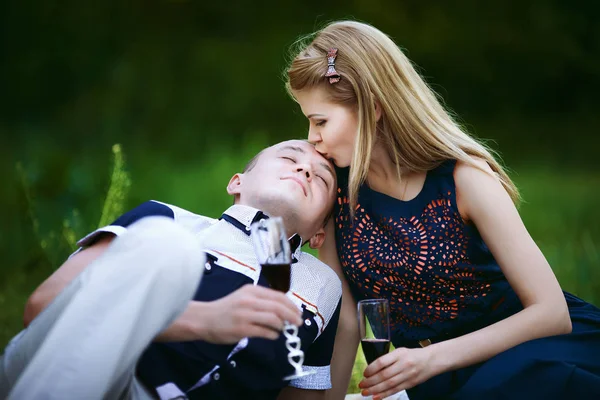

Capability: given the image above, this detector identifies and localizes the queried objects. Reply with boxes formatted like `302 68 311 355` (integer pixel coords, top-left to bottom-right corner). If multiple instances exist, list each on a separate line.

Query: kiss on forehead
275 143 336 189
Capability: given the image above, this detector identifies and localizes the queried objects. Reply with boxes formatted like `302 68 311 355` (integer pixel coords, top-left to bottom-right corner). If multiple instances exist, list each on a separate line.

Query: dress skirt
407 293 600 400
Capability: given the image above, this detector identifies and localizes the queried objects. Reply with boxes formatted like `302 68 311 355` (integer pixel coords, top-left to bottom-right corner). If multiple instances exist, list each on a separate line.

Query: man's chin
252 195 300 218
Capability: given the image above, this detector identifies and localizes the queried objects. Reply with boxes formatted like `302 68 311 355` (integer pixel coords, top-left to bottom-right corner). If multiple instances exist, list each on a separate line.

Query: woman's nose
307 128 321 144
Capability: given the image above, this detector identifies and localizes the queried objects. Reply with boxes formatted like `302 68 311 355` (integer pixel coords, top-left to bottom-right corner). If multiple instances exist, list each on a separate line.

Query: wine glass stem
283 322 304 373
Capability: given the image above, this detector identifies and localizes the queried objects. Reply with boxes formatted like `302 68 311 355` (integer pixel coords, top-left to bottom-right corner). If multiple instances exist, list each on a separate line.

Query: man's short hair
243 149 265 173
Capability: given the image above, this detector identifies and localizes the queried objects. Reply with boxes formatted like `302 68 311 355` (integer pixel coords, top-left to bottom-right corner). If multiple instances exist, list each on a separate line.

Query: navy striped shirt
77 201 342 400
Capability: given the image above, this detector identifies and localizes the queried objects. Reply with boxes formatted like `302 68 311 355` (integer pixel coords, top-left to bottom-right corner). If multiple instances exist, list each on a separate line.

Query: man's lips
283 177 307 196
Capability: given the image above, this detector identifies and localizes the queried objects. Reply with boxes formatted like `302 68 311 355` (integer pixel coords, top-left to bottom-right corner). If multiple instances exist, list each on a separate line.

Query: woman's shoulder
431 157 492 177
453 157 499 188
453 156 509 222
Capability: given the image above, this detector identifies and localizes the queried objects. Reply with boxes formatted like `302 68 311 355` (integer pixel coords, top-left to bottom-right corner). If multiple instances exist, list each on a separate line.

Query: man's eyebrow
279 144 335 182
319 161 335 182
278 145 306 154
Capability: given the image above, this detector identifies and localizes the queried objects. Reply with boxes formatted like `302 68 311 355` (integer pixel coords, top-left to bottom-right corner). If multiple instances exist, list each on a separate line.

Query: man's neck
231 202 300 240
223 204 303 255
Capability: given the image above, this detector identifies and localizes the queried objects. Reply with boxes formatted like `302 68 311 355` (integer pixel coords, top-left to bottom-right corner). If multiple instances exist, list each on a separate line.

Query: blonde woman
285 20 600 400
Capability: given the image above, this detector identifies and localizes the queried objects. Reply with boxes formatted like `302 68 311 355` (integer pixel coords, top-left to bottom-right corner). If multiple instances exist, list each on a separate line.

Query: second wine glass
358 299 391 365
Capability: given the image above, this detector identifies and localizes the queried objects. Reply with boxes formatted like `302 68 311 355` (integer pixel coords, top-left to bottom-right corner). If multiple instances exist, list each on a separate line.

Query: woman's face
294 86 359 168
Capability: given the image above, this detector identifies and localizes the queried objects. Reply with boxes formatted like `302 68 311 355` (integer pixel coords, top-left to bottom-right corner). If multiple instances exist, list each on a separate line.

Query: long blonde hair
285 20 520 213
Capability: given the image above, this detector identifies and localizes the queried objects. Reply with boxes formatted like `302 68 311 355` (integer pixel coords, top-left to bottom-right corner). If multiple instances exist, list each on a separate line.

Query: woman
285 20 600 400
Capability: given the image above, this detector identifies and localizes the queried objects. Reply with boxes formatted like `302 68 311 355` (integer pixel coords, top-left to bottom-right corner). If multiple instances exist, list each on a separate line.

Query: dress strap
429 159 457 177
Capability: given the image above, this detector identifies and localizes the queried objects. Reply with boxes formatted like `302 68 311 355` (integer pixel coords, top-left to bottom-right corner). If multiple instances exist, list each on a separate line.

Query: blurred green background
1 0 599 388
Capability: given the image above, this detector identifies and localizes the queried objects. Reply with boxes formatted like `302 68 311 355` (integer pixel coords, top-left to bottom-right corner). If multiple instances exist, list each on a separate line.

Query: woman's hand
359 346 438 400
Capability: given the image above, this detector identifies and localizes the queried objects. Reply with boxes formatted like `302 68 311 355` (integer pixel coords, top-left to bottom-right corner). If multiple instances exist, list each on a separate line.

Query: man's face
228 140 337 243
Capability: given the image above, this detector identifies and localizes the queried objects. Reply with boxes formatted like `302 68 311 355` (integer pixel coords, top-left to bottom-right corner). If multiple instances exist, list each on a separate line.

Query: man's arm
275 301 342 400
155 284 302 343
23 234 302 343
23 234 116 327
24 200 174 326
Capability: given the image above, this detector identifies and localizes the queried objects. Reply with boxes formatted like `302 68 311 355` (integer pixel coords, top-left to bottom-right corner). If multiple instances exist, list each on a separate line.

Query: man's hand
157 284 303 344
203 284 303 343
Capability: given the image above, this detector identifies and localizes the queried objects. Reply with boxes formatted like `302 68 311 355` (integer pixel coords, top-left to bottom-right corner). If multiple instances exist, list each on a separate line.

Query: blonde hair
285 20 520 213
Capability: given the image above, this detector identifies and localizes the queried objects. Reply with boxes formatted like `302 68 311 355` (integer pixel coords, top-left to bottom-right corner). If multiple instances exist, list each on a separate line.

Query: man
0 140 342 399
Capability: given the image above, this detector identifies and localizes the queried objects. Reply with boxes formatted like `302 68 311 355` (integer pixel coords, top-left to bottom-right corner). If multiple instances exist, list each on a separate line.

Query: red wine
361 339 390 364
260 263 291 293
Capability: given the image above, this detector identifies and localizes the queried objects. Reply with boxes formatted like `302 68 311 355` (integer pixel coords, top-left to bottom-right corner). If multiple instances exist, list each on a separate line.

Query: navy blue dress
334 161 600 399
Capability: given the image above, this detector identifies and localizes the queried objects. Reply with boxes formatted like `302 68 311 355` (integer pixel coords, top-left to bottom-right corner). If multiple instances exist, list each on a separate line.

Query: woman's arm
360 159 571 399
319 219 360 400
427 159 571 371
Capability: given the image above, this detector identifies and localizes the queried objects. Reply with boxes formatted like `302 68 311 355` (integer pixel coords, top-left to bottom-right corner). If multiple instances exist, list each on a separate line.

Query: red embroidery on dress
336 192 492 332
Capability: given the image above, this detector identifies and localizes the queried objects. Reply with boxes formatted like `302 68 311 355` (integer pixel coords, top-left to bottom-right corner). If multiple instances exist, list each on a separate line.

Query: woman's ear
308 227 326 249
375 100 383 122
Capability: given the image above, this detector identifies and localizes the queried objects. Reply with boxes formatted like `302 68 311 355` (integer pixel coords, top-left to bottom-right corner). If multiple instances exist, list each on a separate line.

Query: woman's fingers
363 350 402 378
360 347 431 399
372 383 410 400
361 358 404 389
361 371 407 399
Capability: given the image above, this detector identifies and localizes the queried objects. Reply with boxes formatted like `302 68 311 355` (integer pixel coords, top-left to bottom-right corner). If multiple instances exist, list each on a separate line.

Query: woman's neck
367 143 402 184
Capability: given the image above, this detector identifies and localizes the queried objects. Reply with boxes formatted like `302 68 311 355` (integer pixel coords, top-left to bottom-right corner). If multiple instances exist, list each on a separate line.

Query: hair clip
325 48 341 84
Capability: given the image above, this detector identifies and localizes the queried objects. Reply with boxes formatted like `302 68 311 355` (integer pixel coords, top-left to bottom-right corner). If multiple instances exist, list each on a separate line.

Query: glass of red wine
358 299 391 365
250 217 315 380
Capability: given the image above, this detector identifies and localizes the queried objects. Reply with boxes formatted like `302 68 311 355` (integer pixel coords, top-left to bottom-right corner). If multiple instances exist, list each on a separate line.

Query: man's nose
296 164 312 181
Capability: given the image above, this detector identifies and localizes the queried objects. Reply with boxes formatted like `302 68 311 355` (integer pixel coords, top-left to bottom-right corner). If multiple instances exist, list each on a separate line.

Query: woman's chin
335 159 350 168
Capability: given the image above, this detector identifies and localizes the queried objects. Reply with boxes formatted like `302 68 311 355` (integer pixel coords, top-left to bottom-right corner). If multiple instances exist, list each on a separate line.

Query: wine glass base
283 369 317 380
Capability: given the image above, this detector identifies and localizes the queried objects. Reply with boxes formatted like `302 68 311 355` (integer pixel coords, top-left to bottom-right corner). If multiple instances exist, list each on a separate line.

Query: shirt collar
220 205 303 254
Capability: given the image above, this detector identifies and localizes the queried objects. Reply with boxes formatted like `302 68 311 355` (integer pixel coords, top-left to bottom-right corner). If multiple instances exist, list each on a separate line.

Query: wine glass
358 299 391 365
250 217 315 380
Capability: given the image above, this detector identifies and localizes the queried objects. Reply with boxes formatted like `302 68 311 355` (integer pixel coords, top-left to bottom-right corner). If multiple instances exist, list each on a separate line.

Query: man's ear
308 226 326 249
227 173 243 197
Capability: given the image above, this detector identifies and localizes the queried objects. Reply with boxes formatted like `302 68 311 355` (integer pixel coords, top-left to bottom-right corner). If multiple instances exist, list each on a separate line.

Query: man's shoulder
149 200 217 231
290 252 342 324
76 200 217 249
294 252 341 291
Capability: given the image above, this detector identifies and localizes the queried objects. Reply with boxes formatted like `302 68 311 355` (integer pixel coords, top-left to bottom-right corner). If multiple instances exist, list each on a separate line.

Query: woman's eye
315 120 326 127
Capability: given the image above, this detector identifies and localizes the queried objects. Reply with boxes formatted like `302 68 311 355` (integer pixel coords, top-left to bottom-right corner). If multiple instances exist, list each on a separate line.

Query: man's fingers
248 311 286 332
240 285 302 326
244 325 280 341
259 299 302 326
